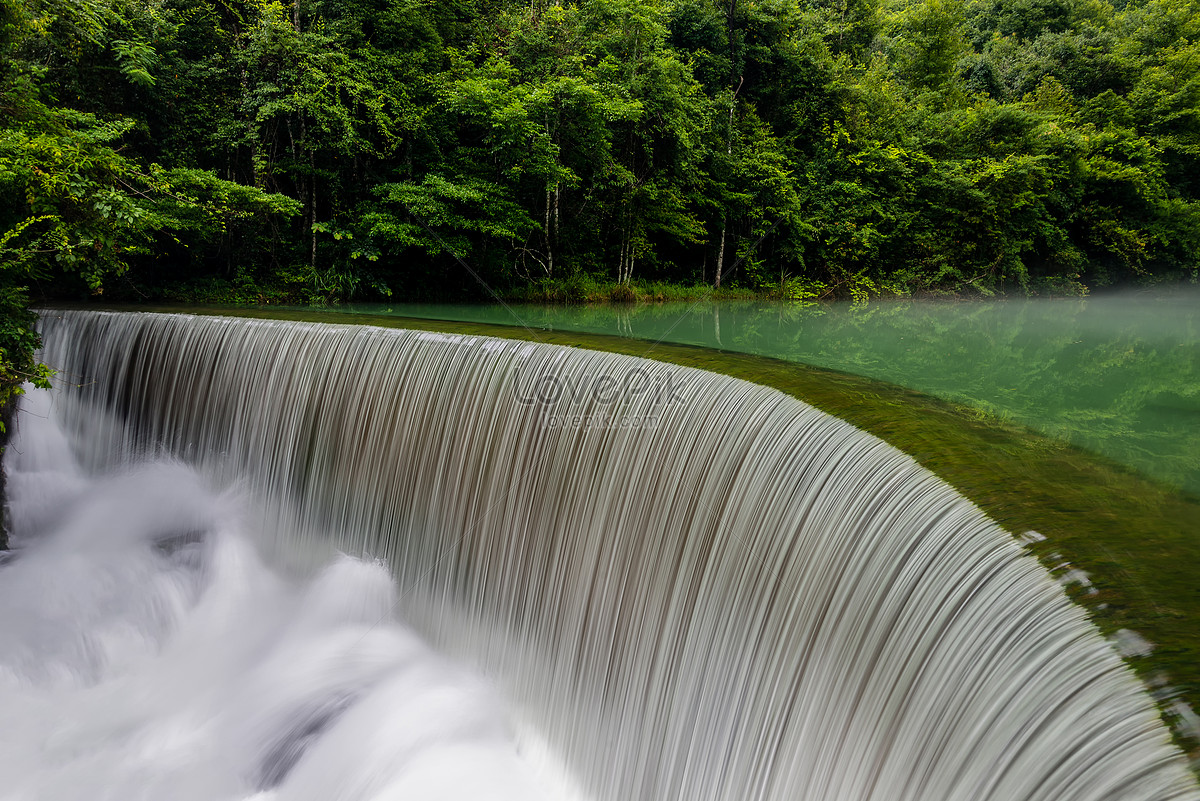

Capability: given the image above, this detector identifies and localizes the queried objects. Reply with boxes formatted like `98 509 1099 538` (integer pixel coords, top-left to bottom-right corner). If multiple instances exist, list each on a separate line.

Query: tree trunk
294 118 308 221
544 184 554 276
715 219 726 289
553 181 560 267
310 153 317 274
618 227 627 284
716 77 741 290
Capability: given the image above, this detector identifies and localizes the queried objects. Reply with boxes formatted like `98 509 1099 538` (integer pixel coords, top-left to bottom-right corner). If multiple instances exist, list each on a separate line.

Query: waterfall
26 309 1199 801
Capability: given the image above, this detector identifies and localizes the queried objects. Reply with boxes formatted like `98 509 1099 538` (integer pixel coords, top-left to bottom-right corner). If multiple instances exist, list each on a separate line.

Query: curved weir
33 309 1200 800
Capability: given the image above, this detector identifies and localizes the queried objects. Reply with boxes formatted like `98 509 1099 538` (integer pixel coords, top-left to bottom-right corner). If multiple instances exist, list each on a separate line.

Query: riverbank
122 269 1168 310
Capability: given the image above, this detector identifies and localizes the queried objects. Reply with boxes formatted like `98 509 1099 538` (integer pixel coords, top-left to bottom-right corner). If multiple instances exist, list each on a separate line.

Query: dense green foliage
2 0 1199 329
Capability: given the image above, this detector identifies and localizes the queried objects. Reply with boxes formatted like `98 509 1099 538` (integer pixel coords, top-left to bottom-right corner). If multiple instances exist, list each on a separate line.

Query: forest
1 0 1199 388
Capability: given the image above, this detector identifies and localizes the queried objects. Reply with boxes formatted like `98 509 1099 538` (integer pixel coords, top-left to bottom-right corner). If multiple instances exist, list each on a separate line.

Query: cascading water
9 308 1198 801
0 363 566 801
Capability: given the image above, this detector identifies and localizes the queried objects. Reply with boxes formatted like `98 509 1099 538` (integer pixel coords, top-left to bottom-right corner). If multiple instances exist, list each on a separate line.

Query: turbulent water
9 308 1199 801
0 387 566 801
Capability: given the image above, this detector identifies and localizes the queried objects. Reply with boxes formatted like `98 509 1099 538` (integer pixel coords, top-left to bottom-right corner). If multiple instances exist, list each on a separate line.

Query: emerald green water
340 286 1200 497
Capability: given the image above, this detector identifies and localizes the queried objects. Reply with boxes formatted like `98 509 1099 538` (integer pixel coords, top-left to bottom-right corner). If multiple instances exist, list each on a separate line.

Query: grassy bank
125 268 1119 310
80 304 1200 765
500 276 762 304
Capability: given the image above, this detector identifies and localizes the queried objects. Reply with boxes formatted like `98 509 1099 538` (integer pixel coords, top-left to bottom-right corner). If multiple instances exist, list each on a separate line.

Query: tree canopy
1 0 1197 323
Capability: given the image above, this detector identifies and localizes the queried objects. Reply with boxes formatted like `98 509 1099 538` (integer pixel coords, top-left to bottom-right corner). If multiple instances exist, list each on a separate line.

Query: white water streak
27 309 1200 801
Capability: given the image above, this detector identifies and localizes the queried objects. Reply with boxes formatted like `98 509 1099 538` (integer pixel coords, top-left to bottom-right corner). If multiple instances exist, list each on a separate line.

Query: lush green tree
0 0 297 408
1 0 1197 320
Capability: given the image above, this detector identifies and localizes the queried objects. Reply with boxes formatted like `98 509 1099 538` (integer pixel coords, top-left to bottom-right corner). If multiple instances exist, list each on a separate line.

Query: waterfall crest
35 309 1199 801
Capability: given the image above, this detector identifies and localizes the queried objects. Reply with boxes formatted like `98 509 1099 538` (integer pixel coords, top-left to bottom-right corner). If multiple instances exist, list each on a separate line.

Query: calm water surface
339 287 1200 496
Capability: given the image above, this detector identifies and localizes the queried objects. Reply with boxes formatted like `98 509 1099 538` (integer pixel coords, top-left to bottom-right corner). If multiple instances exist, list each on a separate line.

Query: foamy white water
0 387 562 801
20 309 1200 801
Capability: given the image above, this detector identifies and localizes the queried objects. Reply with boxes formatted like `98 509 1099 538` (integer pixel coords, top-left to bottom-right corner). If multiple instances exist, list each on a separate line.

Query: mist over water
0 388 561 801
15 309 1200 801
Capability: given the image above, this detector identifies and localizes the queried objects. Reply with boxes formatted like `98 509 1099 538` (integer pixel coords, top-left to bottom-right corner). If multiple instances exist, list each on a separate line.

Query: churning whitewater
0 388 563 801
15 309 1200 801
